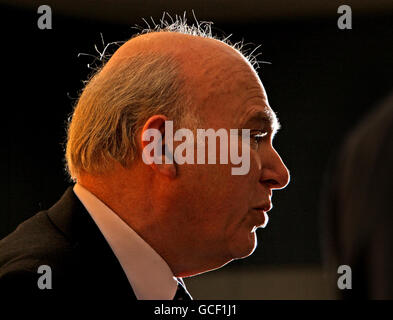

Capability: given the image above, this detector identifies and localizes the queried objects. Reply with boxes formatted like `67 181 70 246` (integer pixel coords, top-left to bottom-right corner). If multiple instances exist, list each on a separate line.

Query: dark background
1 0 392 274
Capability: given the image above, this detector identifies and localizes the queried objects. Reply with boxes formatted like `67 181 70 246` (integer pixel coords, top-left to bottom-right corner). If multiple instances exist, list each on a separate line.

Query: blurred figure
322 91 393 299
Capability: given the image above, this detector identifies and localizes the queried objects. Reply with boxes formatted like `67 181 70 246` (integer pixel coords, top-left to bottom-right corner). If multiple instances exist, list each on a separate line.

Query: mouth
252 203 272 230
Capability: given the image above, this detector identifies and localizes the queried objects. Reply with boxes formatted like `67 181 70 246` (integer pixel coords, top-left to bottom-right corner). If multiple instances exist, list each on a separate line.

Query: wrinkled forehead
190 58 271 128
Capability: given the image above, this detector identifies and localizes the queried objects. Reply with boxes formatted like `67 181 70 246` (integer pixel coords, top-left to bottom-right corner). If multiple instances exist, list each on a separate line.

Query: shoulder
0 209 74 282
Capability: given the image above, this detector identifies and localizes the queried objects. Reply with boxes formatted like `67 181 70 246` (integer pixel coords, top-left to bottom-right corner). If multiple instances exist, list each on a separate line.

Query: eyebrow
242 109 281 136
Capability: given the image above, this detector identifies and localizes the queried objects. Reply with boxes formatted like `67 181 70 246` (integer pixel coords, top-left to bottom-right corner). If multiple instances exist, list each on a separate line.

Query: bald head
66 30 260 179
105 32 247 74
102 32 256 110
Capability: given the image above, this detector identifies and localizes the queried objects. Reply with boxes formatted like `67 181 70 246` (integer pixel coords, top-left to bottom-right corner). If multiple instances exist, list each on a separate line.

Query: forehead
197 63 277 131
169 37 275 130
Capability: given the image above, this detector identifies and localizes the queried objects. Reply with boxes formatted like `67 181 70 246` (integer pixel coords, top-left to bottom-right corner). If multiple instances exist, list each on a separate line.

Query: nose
259 147 290 190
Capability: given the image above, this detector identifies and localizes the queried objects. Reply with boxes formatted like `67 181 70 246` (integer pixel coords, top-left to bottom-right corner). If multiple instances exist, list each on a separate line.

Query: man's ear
141 115 176 179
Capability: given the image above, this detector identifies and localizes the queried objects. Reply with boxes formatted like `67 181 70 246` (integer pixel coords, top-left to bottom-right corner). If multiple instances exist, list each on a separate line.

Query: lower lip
252 209 269 229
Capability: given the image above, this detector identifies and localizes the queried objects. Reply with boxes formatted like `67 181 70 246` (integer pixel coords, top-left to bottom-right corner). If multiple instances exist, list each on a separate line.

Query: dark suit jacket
0 187 137 301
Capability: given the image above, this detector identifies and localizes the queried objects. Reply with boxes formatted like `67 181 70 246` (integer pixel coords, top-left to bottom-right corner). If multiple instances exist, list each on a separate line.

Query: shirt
73 183 179 300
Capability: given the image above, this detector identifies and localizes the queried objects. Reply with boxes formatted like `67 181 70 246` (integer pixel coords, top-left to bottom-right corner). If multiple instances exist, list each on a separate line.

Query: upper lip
253 202 272 213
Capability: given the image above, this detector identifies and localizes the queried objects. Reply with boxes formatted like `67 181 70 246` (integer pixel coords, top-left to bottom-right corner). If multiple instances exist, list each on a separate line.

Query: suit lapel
47 187 137 299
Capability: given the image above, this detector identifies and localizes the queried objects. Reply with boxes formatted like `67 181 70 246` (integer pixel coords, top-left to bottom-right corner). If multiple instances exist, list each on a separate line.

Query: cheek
177 158 259 221
199 166 260 226
187 195 247 243
253 150 262 171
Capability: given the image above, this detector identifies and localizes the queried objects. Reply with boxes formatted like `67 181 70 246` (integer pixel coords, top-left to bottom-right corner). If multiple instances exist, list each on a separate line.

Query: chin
230 231 258 260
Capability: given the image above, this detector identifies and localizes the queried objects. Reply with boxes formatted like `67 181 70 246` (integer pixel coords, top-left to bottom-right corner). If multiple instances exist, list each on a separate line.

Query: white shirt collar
73 183 179 300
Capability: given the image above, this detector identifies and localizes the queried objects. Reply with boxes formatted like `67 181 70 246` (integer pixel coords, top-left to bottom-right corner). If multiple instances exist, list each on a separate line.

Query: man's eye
251 130 268 147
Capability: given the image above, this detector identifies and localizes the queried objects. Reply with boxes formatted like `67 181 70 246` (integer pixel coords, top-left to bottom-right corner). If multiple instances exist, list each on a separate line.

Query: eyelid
250 129 268 136
253 131 268 138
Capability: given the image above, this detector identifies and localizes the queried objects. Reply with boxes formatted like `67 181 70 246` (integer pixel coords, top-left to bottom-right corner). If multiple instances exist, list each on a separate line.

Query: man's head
66 19 290 277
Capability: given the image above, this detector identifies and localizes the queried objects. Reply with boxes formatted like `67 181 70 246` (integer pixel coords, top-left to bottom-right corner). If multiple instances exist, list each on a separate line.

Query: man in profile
0 18 290 300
